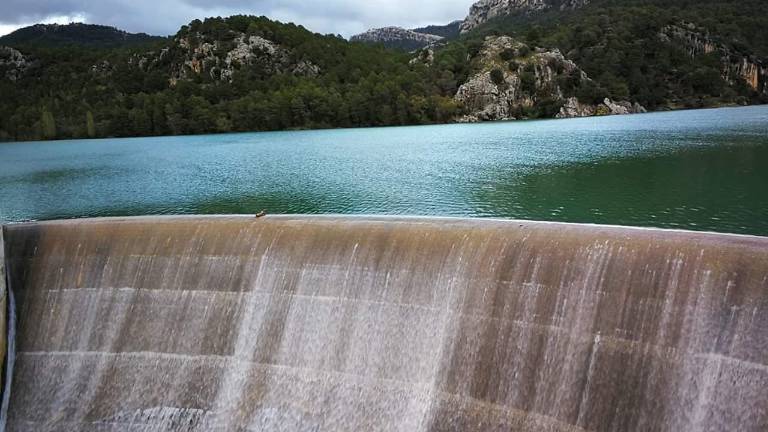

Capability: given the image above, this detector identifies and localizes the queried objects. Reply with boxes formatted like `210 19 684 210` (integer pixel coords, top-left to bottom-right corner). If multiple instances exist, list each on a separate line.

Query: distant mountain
0 23 165 48
350 27 443 51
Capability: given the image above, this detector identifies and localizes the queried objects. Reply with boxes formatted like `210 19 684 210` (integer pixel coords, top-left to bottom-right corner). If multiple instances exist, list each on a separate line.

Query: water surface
1 105 767 235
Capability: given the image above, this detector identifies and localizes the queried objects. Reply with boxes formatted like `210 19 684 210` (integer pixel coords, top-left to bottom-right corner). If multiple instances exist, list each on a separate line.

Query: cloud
0 0 472 37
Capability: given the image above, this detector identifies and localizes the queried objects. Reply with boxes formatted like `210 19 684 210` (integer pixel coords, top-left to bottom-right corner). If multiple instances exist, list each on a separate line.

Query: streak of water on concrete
1 216 767 431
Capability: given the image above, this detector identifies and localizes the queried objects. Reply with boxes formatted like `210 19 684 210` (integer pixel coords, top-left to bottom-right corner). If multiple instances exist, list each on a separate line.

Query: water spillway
1 215 767 431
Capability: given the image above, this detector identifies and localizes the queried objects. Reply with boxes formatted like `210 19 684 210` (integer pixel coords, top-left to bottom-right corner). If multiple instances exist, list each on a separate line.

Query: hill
451 0 768 112
0 16 460 141
0 2 767 142
0 23 165 49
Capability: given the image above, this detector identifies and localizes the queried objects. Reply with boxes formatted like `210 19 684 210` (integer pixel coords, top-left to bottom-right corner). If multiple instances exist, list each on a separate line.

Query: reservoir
1 105 767 235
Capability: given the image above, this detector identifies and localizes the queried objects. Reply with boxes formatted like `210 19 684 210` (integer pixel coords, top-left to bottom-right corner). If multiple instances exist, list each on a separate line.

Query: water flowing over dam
1 215 767 431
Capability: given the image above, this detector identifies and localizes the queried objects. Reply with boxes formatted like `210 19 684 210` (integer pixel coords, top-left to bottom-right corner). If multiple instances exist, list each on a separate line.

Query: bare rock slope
454 36 644 122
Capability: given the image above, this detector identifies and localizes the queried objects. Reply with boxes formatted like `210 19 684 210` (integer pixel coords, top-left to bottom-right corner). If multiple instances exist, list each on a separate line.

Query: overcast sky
0 0 473 38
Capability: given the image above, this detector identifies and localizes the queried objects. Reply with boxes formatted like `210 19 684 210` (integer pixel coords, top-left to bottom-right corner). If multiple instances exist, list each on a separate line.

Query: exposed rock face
604 98 647 115
0 46 31 81
556 96 595 118
90 60 113 79
455 36 563 121
460 0 589 33
171 32 320 83
662 23 768 95
409 47 436 66
454 36 644 122
351 27 443 51
557 97 647 118
455 71 514 121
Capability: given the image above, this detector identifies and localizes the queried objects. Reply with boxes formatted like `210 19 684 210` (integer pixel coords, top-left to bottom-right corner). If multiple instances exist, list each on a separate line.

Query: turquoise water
1 105 768 236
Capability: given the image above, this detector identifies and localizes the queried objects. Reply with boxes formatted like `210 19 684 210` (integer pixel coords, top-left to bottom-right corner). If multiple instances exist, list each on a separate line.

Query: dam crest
0 215 766 431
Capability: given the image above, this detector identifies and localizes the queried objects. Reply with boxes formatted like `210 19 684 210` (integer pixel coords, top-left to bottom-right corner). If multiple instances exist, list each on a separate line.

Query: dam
0 215 766 431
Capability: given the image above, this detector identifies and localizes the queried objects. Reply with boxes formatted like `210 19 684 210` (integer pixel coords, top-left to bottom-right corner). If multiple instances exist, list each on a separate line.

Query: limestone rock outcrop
409 47 437 66
454 36 644 122
556 96 595 118
0 46 31 81
661 22 767 95
556 97 647 118
116 30 322 86
351 27 443 51
169 32 320 83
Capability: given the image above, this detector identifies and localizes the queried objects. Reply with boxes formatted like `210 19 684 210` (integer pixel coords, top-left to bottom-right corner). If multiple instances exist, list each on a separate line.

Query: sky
0 0 473 38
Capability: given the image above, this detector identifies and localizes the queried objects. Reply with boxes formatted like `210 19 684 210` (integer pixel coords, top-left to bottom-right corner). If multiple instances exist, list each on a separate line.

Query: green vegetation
465 0 768 109
490 68 506 85
0 16 460 141
413 21 462 40
1 1 766 142
0 23 164 49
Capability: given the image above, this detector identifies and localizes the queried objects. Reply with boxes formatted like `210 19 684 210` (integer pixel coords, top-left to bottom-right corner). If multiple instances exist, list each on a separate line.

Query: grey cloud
0 0 472 37
1 0 85 22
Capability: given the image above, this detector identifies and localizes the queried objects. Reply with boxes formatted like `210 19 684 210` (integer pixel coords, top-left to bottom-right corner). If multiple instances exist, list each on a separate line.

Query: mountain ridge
0 23 165 48
1 2 767 142
350 21 462 51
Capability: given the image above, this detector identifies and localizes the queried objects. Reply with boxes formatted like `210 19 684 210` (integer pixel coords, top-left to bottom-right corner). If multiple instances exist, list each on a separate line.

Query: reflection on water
474 141 768 234
1 105 768 236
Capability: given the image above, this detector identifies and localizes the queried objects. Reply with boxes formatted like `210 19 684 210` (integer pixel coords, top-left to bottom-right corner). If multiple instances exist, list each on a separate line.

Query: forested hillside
458 0 768 110
1 0 766 142
0 17 460 141
0 23 164 48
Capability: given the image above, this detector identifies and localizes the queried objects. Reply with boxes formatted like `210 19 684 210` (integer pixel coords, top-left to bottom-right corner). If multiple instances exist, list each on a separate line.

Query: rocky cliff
454 36 644 122
661 23 768 95
351 27 443 51
167 32 320 83
460 0 589 33
556 96 646 118
114 29 323 86
0 46 32 81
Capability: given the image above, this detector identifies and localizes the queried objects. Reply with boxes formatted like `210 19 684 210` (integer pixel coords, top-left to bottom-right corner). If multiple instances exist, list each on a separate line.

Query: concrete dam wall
1 215 767 431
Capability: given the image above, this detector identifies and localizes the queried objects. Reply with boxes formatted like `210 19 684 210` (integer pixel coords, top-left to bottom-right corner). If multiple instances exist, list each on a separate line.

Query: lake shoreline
1 102 766 145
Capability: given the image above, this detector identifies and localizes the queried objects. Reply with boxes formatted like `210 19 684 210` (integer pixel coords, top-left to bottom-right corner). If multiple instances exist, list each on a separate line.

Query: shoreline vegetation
1 0 767 142
1 104 763 145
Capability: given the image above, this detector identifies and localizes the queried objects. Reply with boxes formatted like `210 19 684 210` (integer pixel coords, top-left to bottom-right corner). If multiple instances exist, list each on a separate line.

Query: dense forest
0 0 766 142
